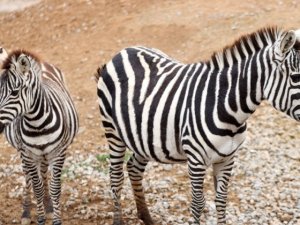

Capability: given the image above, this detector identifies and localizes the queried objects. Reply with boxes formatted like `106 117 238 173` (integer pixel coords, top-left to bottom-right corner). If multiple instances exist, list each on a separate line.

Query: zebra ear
18 55 31 76
0 47 8 64
280 30 296 54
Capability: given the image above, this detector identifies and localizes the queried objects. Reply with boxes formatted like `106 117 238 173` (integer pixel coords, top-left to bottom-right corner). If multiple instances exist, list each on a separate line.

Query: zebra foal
96 27 300 225
0 49 79 225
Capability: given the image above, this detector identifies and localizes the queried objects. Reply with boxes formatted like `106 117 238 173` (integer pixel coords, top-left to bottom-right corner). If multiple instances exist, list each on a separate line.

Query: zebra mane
1 49 41 70
94 64 106 83
208 26 285 68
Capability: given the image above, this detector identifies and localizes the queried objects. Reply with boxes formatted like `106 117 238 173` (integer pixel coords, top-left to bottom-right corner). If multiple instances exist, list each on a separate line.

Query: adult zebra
96 27 300 225
0 50 79 225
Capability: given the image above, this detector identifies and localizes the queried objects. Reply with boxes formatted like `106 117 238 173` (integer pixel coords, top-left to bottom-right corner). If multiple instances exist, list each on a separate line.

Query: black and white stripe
0 50 79 225
96 27 300 225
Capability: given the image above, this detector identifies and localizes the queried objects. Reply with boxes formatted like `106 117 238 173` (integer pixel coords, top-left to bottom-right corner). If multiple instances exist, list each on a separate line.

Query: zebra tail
94 64 106 83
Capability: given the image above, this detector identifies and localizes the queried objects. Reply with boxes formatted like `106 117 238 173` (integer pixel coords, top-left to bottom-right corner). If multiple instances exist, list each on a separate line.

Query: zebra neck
24 86 55 126
199 57 264 128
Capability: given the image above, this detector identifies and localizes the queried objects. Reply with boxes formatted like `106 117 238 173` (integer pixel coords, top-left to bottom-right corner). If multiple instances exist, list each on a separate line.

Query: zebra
96 27 300 225
0 49 79 225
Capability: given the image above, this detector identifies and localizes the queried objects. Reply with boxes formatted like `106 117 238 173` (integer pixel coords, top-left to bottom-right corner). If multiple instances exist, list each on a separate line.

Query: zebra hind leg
49 152 66 225
107 137 126 225
187 157 207 224
21 173 32 225
127 153 153 225
212 156 235 225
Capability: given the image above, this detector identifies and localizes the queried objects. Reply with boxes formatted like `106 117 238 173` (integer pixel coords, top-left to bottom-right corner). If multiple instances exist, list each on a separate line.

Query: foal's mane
1 49 41 70
207 26 284 68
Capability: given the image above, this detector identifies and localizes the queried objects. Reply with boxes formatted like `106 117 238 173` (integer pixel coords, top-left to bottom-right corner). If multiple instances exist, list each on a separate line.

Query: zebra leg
127 153 153 225
41 161 54 220
22 158 46 225
187 158 207 224
21 172 32 225
212 156 235 225
49 154 66 225
106 134 126 225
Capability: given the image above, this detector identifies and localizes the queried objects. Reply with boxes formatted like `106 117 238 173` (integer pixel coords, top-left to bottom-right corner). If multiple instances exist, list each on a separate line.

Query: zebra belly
208 132 247 164
118 126 187 163
148 145 187 163
5 124 71 156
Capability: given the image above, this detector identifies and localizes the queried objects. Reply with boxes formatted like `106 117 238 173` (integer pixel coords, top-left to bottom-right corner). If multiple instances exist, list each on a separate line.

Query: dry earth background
0 0 300 225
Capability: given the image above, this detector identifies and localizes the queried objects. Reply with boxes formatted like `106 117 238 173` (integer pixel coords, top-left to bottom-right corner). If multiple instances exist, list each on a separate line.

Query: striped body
99 47 249 165
0 50 78 225
97 27 300 225
4 62 78 157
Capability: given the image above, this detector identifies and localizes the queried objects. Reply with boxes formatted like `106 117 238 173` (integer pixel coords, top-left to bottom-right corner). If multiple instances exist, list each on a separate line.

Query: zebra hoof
138 211 154 225
21 218 31 225
112 218 124 225
37 217 46 225
188 218 200 225
53 221 62 225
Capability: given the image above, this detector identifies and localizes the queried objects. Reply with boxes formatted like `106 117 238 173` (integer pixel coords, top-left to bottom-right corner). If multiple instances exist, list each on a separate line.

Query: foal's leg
187 157 207 224
21 172 32 225
49 152 66 225
127 153 153 225
212 156 235 225
22 156 46 225
40 161 54 219
21 160 53 225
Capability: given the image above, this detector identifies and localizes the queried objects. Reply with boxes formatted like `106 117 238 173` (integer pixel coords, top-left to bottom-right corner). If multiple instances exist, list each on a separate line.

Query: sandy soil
0 0 300 224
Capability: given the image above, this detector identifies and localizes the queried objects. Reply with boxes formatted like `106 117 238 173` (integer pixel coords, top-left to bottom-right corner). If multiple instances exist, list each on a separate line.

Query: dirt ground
0 0 300 224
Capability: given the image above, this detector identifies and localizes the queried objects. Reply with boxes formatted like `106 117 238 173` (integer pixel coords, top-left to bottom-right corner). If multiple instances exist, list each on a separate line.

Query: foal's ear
280 30 296 54
17 55 31 75
0 47 8 64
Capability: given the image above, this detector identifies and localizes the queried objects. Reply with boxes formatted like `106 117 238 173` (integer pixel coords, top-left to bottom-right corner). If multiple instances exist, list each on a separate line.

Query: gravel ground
0 0 300 224
1 103 299 225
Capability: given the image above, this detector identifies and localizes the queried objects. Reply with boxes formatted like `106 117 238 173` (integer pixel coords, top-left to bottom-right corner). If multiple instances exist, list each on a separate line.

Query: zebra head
264 29 300 121
0 50 41 133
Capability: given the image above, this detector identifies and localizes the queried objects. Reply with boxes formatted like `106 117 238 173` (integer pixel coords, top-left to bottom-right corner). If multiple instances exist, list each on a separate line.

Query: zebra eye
291 73 300 83
10 89 19 96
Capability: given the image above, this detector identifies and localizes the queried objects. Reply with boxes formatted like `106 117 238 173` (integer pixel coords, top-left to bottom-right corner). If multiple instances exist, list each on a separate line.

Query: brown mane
94 64 106 83
1 49 41 70
207 26 285 68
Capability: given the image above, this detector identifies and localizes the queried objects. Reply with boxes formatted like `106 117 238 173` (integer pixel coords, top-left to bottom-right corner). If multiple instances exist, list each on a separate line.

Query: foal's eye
10 89 19 96
291 73 300 83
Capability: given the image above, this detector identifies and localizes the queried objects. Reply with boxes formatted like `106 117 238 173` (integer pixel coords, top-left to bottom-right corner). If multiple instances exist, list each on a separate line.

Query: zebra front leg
187 158 207 224
212 156 235 225
22 157 46 225
127 153 153 225
49 154 66 225
21 171 32 225
41 161 54 220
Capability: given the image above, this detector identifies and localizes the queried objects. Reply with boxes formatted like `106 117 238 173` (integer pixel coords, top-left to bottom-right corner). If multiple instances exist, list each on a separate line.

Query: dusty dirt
0 0 300 224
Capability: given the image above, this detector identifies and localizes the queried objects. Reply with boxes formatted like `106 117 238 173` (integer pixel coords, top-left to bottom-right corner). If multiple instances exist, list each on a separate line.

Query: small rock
285 149 300 160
